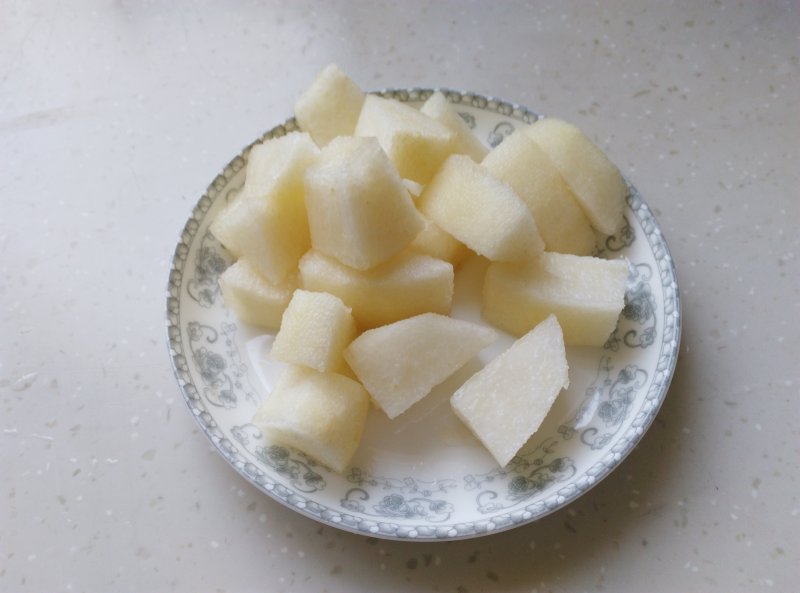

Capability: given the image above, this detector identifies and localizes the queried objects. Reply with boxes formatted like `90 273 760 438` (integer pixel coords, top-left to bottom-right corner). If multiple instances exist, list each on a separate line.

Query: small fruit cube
270 290 357 373
354 95 454 184
344 313 497 419
294 63 365 147
524 118 627 236
304 136 423 270
218 259 296 330
481 130 595 255
252 365 369 473
451 315 569 467
419 154 544 262
298 250 454 329
482 252 629 346
242 132 320 202
420 91 488 162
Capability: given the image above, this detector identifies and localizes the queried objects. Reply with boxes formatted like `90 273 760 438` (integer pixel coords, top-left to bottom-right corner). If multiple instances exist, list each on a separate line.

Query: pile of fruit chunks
210 64 630 471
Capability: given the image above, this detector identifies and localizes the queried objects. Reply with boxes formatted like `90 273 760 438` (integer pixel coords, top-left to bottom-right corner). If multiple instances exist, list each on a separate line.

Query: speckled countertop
2 1 798 591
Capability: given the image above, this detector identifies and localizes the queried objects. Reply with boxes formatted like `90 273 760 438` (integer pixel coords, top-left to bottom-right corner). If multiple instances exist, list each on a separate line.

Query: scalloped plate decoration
166 89 681 541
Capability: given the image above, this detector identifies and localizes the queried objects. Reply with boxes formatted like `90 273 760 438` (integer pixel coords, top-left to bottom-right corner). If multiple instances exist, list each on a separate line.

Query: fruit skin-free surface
303 136 423 271
298 249 454 329
524 117 627 236
355 94 454 184
217 259 297 330
344 313 497 419
419 154 545 262
252 365 369 474
482 252 629 346
451 315 569 467
481 130 596 256
420 91 488 163
270 289 357 373
293 63 365 147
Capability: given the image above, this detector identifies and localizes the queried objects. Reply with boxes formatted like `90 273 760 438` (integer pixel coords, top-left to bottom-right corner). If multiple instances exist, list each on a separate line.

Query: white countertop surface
2 1 798 591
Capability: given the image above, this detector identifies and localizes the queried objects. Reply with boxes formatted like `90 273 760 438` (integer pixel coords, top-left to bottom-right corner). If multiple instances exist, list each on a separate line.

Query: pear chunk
451 315 569 467
218 259 296 330
354 95 454 184
481 130 595 255
304 136 423 271
420 91 488 162
298 250 454 329
294 63 365 147
524 118 627 236
344 313 497 419
483 252 628 346
271 290 357 373
419 154 544 262
253 365 369 473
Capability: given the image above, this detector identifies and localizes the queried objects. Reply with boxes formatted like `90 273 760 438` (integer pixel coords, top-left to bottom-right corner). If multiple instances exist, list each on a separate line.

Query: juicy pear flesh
481 130 596 255
253 365 369 473
298 250 454 329
483 252 629 346
524 118 627 236
451 315 569 467
420 91 488 162
218 259 296 330
354 94 454 184
242 132 319 201
270 289 357 373
409 214 470 267
344 313 497 419
420 154 544 262
304 136 423 271
294 63 365 147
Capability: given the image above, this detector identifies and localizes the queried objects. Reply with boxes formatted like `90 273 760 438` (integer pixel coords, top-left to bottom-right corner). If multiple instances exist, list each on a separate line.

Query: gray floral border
164 88 681 541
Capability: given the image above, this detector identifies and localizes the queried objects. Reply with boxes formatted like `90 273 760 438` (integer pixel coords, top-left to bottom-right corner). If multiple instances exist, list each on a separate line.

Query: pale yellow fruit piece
271 290 357 373
354 95 454 184
420 91 488 162
241 132 320 201
344 313 497 419
209 190 310 284
218 259 296 330
294 63 365 147
481 130 595 255
419 154 544 262
482 252 628 346
409 213 470 267
298 250 454 329
524 118 627 236
253 365 369 473
304 136 423 270
451 315 569 467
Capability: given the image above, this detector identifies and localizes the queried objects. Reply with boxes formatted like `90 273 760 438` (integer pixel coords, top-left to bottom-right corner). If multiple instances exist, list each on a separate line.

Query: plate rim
164 87 682 541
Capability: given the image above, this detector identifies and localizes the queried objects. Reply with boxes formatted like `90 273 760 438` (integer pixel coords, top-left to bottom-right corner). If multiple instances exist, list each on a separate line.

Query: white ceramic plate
166 89 681 541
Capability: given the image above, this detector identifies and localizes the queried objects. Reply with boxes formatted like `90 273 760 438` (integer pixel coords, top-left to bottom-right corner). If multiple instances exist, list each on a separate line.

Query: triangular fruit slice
344 313 497 419
420 91 488 162
451 315 569 467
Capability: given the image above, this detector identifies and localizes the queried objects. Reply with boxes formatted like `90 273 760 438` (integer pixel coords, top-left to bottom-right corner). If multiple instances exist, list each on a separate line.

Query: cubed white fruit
344 313 497 419
354 95 454 184
271 290 357 373
419 154 544 262
524 118 627 236
304 136 423 270
294 63 365 147
252 365 369 473
483 252 628 346
451 315 569 467
298 250 454 329
218 259 296 330
481 130 595 255
409 214 470 267
241 132 320 202
420 91 488 162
